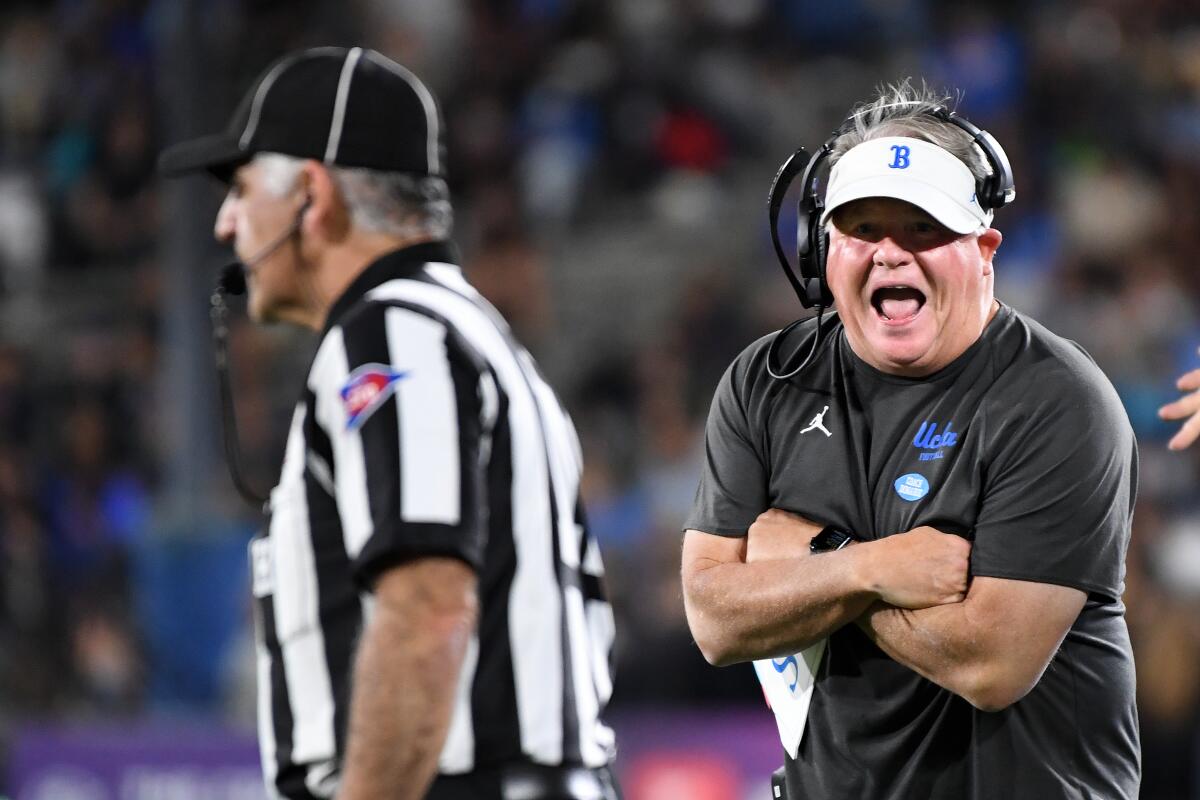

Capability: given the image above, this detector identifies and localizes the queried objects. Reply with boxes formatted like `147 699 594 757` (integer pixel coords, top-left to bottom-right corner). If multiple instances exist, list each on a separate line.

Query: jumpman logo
801 405 832 437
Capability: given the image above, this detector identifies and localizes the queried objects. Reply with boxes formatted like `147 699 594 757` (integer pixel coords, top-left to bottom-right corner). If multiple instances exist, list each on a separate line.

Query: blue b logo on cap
889 144 911 169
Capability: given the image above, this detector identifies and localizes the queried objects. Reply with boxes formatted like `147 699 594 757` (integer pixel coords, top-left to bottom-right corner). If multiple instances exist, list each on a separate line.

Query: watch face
811 527 853 553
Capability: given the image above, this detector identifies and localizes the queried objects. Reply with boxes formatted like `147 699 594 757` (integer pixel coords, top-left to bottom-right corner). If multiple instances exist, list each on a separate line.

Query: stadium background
0 0 1198 798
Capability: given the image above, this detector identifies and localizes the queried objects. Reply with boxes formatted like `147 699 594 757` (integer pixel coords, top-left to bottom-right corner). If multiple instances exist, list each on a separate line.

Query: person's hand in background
1159 349 1200 451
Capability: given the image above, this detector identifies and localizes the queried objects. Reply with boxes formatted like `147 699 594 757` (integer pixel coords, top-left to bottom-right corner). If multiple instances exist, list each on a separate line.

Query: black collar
322 240 459 335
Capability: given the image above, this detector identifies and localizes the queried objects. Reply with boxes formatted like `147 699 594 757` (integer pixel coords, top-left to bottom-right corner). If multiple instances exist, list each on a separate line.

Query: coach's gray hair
829 79 992 183
255 153 453 240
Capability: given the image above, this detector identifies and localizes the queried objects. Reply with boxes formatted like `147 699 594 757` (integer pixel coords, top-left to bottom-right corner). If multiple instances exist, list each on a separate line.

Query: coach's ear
297 159 351 243
978 227 1002 276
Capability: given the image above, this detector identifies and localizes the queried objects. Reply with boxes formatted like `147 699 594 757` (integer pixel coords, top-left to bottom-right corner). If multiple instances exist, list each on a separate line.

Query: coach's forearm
857 601 990 702
338 560 477 800
857 577 1084 712
682 547 876 666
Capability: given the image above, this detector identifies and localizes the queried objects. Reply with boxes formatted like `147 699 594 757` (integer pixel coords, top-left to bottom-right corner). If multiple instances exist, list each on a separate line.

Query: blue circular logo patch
894 473 930 502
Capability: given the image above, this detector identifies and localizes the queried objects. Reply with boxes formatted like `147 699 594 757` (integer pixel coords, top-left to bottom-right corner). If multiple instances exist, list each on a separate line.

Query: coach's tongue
875 288 924 321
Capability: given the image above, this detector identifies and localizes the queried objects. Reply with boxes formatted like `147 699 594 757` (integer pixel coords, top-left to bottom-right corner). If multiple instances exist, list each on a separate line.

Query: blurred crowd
0 0 1199 796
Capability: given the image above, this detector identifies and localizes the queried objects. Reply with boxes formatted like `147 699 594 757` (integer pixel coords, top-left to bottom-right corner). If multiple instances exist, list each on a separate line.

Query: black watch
810 525 853 553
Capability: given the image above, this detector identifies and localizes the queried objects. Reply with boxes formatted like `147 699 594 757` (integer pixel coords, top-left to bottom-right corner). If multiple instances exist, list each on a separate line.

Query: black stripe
446 325 488 567
471 389 523 764
303 398 360 760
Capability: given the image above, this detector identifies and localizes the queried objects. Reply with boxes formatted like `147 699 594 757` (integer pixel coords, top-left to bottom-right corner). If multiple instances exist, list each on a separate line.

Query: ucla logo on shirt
894 473 930 502
912 420 958 462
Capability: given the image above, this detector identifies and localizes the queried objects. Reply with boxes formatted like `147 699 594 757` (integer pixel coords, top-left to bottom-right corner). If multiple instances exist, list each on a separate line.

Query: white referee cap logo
819 136 993 234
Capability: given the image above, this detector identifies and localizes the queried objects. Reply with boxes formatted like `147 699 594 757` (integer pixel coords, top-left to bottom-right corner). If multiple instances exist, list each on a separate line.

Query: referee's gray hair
829 79 992 184
255 153 453 240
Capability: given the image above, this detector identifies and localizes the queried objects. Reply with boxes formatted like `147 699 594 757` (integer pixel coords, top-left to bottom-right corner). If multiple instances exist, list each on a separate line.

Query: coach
160 47 620 800
681 82 1139 799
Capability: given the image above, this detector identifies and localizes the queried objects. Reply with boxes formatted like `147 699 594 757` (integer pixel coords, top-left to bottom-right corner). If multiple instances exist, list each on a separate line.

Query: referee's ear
296 159 352 244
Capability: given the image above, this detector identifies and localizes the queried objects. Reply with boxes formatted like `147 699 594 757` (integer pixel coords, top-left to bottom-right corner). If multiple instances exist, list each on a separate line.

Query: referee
160 47 621 800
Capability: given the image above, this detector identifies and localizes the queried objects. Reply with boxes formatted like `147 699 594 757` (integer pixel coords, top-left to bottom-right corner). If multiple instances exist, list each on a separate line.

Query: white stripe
438 634 479 773
239 58 294 148
367 277 565 763
254 598 281 799
586 599 615 706
385 308 461 523
362 50 440 173
268 405 338 767
305 761 339 798
582 511 616 728
527 370 608 765
310 329 374 559
324 47 363 163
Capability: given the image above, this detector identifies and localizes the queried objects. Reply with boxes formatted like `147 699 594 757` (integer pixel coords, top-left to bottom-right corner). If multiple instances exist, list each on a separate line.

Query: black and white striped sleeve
308 300 496 587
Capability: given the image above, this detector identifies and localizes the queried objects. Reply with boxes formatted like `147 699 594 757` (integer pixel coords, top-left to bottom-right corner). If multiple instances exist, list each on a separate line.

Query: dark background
0 0 1198 797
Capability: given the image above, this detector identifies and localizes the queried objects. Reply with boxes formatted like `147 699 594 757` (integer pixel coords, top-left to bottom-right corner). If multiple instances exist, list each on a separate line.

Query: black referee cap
159 46 444 181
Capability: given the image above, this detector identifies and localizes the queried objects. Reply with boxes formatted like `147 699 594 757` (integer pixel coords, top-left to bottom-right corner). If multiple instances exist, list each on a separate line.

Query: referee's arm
339 558 478 800
313 304 493 797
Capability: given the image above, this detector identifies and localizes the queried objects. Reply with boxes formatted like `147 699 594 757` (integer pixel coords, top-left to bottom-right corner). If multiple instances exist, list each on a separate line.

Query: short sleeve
971 365 1136 600
684 352 769 537
310 302 491 588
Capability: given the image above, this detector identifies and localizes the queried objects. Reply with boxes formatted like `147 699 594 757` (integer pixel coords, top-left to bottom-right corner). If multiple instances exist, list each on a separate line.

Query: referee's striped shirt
248 241 617 799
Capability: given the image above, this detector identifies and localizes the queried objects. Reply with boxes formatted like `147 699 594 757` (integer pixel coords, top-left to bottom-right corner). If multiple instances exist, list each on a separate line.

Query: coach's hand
746 509 823 563
864 527 971 609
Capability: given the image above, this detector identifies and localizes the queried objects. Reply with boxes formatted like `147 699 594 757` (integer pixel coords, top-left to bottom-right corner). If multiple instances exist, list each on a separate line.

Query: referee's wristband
809 525 854 553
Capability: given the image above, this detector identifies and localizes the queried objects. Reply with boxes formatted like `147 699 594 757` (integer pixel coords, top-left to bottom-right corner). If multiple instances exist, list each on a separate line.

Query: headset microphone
209 196 311 509
218 262 246 295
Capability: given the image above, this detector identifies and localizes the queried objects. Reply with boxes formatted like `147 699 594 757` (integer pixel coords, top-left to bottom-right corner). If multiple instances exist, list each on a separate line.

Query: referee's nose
214 190 237 245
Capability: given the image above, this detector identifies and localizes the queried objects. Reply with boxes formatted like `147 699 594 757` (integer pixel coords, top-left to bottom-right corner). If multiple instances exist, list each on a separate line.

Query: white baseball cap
818 136 992 234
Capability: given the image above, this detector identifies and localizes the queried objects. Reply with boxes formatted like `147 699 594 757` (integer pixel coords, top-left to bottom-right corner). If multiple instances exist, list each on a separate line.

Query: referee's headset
211 194 312 509
764 105 1016 381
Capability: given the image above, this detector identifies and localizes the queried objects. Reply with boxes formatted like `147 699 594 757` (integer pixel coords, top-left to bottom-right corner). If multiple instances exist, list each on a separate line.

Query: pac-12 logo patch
341 364 408 431
894 473 930 502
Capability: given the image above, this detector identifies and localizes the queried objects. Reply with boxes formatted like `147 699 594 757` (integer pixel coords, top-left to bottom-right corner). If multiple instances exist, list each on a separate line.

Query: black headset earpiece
767 146 817 307
929 107 1016 211
794 138 837 308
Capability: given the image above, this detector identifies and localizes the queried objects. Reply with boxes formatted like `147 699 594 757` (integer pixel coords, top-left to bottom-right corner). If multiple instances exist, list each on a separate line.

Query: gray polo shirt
686 304 1140 800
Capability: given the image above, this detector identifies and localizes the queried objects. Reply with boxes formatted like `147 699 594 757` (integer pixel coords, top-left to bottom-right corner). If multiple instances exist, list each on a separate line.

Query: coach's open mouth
872 286 926 322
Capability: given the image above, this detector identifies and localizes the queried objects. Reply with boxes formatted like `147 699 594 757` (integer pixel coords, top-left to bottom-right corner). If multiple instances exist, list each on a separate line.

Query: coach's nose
872 234 914 269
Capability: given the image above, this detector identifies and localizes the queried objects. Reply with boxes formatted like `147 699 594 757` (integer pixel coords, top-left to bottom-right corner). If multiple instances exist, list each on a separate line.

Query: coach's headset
765 105 1016 380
